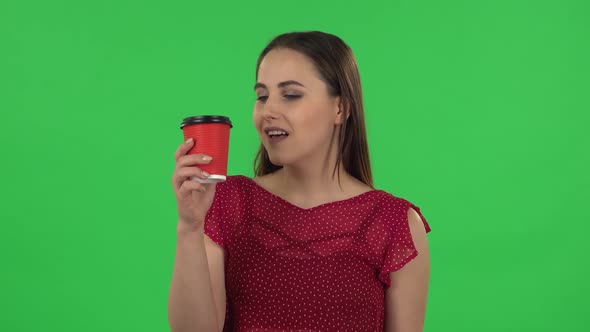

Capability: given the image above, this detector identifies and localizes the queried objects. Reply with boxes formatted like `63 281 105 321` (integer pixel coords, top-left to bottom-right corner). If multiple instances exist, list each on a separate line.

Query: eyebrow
254 80 305 90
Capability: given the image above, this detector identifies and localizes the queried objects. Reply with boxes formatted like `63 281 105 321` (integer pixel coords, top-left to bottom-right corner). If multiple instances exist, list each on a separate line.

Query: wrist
176 220 204 236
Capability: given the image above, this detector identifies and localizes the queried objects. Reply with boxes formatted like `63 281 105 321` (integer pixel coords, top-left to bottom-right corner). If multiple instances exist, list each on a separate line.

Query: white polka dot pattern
204 175 431 332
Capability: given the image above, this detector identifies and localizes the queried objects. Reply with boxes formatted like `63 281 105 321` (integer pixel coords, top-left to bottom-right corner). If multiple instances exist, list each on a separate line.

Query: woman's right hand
171 138 217 232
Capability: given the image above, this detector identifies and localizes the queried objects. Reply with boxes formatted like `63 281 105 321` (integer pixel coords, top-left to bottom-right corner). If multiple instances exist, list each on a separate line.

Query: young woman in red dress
169 31 431 332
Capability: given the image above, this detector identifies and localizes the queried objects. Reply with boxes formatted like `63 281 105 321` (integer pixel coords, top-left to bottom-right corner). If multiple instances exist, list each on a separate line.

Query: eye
256 96 268 102
284 94 302 100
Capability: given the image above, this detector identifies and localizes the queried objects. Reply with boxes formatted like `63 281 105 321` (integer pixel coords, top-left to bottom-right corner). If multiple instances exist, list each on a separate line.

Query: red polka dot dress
204 175 431 332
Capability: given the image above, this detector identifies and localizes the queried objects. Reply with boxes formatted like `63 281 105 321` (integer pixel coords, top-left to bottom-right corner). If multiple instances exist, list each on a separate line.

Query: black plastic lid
180 115 233 129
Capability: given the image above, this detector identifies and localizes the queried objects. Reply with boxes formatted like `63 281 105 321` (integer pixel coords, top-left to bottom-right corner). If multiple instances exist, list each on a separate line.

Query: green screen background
1 0 588 331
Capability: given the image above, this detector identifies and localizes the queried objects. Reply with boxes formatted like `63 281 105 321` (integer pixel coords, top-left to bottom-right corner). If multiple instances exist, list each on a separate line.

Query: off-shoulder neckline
234 175 384 212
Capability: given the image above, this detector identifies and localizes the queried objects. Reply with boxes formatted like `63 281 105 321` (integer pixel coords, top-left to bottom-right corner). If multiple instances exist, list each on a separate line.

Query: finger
178 178 207 195
172 167 210 190
178 166 211 181
195 182 217 194
174 138 194 161
176 153 213 168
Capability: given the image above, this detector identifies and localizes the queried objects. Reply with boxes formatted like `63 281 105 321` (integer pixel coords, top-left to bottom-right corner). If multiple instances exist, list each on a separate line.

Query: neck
276 162 347 197
259 129 370 206
274 133 352 199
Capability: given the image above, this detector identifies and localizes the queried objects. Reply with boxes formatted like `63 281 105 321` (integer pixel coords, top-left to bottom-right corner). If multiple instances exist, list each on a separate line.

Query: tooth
267 129 288 137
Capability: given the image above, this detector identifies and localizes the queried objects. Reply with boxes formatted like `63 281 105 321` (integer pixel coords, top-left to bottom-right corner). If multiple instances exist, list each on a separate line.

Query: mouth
264 127 289 144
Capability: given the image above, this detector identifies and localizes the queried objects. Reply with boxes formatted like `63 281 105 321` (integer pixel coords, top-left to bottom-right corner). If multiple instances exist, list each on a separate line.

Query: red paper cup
180 115 232 183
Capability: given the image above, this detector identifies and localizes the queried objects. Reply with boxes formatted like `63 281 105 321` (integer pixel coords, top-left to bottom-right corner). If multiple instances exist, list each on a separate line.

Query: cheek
297 102 333 133
252 107 263 130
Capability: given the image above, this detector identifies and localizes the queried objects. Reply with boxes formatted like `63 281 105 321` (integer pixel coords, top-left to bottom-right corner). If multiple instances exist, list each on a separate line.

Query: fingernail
201 170 210 178
186 138 193 145
202 155 212 161
199 186 206 193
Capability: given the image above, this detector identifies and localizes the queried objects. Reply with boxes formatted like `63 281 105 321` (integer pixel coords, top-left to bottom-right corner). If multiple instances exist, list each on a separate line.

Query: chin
268 148 302 167
267 153 286 167
265 144 310 169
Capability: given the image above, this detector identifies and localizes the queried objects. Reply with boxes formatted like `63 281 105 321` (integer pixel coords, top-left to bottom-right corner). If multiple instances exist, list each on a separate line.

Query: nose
261 97 281 120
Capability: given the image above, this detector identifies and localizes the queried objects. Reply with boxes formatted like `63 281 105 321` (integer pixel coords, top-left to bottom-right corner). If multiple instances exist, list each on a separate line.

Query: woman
169 31 431 332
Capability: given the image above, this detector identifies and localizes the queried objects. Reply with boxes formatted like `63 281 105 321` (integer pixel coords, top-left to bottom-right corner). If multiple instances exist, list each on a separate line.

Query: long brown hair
253 31 373 188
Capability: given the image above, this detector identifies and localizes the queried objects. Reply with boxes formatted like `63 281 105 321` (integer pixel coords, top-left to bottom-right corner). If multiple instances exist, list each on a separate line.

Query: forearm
168 225 220 332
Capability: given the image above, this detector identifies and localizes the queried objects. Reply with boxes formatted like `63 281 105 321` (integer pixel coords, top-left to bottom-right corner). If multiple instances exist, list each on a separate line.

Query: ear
334 97 350 125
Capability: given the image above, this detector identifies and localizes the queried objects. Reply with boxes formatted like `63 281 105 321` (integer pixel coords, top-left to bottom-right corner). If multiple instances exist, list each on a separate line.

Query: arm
384 207 430 332
168 225 227 332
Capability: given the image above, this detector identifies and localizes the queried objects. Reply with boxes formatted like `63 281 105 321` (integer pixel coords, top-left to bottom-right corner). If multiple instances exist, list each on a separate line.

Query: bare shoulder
251 173 271 185
343 174 374 196
408 207 428 233
251 172 277 191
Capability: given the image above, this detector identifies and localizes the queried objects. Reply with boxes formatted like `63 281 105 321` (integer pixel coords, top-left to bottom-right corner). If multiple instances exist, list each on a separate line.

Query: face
253 48 345 167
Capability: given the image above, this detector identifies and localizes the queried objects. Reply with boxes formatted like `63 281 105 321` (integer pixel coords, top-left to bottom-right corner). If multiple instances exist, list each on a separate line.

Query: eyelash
256 95 301 102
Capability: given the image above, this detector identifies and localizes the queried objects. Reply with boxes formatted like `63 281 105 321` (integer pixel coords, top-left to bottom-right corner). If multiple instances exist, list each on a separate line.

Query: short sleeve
376 198 431 288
